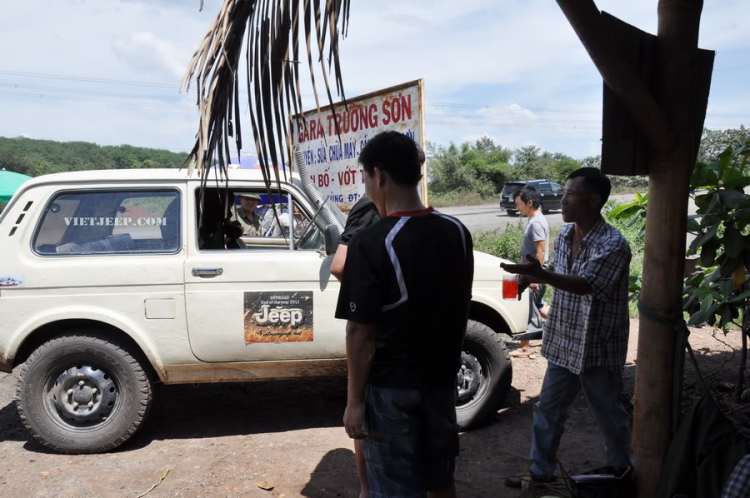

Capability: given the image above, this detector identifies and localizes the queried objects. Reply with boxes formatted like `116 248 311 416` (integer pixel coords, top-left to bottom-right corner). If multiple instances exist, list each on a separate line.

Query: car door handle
192 267 224 277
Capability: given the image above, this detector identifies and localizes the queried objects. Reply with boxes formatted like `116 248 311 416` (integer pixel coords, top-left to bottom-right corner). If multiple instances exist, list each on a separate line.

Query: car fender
470 287 529 334
4 305 167 381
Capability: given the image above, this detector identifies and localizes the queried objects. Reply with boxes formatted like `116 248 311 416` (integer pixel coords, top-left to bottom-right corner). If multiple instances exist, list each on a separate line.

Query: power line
0 70 179 89
3 69 750 118
0 90 196 110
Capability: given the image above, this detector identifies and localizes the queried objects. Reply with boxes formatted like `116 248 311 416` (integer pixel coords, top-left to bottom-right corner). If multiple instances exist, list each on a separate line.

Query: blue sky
1 0 748 160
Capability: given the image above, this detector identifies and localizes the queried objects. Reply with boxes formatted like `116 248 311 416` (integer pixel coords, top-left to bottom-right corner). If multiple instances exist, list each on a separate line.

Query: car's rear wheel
456 320 512 430
16 331 153 454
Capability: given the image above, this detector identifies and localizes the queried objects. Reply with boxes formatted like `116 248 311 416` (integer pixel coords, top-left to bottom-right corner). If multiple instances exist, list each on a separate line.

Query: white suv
0 169 529 453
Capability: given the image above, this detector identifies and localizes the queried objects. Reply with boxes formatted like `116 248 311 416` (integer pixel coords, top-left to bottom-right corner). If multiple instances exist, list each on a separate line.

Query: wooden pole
634 1 703 495
556 0 705 495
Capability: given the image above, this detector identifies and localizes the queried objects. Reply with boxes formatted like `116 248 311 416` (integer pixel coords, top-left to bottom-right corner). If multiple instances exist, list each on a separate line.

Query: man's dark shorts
361 384 458 498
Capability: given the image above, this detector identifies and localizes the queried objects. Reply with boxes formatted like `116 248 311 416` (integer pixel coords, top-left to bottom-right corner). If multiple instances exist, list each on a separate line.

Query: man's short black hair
567 167 611 208
513 186 541 209
358 131 425 187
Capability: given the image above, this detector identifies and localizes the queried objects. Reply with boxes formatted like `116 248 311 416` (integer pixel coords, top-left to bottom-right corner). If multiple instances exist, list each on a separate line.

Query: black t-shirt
335 208 474 389
339 196 381 245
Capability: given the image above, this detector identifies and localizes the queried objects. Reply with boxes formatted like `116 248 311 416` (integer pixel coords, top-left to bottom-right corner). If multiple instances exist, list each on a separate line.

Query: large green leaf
700 213 722 227
728 289 750 304
688 303 719 326
694 192 713 211
723 225 744 258
687 272 706 287
691 163 719 189
700 239 719 266
701 293 715 311
720 305 734 329
718 147 734 176
694 223 720 250
722 167 750 189
609 203 642 220
720 256 743 278
720 278 734 297
735 208 750 225
719 189 749 209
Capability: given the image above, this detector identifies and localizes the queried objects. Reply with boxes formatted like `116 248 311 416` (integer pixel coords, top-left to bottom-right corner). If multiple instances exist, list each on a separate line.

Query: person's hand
500 255 544 278
343 402 368 439
517 275 532 300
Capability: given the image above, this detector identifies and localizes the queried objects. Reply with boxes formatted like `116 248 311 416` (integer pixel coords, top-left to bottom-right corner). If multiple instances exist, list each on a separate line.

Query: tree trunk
633 1 704 496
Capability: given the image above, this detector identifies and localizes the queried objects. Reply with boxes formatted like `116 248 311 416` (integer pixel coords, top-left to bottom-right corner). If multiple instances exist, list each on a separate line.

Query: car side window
539 183 553 192
34 190 181 255
551 183 563 194
199 188 321 251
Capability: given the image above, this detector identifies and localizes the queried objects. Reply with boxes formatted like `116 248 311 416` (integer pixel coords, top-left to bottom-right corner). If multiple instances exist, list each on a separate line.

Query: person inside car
235 193 263 236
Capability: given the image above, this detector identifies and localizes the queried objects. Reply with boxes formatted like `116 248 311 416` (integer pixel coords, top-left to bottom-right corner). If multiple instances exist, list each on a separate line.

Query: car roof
21 168 299 186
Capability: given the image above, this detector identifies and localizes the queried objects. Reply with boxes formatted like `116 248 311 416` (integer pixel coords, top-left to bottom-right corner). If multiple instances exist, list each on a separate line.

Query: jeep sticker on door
243 291 314 343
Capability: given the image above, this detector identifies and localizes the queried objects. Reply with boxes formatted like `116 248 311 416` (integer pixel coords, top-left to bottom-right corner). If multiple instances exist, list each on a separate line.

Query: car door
20 186 188 351
535 182 552 211
183 182 344 362
549 182 564 210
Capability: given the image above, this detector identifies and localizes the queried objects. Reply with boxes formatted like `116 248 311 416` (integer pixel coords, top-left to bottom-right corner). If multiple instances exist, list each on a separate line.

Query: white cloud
113 32 187 80
0 0 747 161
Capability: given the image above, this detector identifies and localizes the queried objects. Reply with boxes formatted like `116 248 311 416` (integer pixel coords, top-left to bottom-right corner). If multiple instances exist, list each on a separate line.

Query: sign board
291 79 426 211
601 13 714 176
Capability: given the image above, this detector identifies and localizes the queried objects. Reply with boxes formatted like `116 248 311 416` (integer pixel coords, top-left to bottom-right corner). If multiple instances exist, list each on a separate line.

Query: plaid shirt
541 219 631 374
723 454 750 498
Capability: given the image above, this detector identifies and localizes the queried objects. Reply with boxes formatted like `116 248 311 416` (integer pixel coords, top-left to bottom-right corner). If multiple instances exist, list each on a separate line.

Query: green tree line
0 136 189 177
427 126 749 205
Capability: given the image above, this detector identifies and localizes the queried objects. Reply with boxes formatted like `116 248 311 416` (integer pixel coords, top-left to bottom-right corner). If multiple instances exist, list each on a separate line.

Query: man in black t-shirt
331 194 382 498
336 131 473 498
330 195 381 281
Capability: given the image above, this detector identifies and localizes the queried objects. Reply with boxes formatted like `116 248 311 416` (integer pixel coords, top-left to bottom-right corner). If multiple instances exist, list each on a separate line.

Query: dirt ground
0 319 744 497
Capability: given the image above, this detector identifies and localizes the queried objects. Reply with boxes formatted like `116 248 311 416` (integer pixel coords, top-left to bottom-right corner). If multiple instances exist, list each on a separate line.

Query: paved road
440 194 637 233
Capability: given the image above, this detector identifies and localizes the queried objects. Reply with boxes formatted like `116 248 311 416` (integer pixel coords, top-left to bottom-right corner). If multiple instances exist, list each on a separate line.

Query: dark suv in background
499 179 564 216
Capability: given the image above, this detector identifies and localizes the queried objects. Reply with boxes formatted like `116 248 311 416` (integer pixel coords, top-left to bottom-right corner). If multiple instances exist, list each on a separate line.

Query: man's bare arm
344 320 377 439
534 240 546 266
331 244 348 281
502 256 592 296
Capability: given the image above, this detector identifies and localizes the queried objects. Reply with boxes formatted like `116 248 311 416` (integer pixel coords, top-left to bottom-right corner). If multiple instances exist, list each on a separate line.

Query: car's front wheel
506 209 518 216
456 320 512 430
16 331 153 454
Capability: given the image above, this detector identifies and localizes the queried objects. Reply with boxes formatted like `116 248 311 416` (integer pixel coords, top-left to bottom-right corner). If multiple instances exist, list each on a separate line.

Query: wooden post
556 0 706 495
634 2 703 495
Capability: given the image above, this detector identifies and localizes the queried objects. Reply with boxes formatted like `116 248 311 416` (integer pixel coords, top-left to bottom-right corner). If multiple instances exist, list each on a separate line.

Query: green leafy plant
610 142 750 328
612 142 750 399
682 143 750 328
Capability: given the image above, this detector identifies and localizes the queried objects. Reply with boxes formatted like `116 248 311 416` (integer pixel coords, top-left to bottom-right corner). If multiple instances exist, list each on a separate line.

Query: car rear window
501 183 526 197
34 189 181 255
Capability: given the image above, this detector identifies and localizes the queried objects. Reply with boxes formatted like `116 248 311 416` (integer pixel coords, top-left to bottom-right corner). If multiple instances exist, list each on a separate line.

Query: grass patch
429 189 496 208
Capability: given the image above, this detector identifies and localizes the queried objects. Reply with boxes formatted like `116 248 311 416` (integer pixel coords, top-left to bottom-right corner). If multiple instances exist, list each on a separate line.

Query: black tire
506 209 518 216
456 320 512 430
16 331 153 454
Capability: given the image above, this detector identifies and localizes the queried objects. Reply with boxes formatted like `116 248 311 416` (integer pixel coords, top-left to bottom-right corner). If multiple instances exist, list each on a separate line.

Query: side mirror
324 224 340 256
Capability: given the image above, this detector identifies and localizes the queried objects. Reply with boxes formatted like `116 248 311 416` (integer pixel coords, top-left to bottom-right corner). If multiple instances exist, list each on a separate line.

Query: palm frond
181 0 350 189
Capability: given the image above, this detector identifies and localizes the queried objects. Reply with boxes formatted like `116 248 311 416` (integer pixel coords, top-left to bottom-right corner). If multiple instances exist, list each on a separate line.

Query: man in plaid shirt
502 167 632 482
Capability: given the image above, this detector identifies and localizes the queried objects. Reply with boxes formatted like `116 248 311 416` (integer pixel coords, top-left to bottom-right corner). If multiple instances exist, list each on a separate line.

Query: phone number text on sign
291 80 424 211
